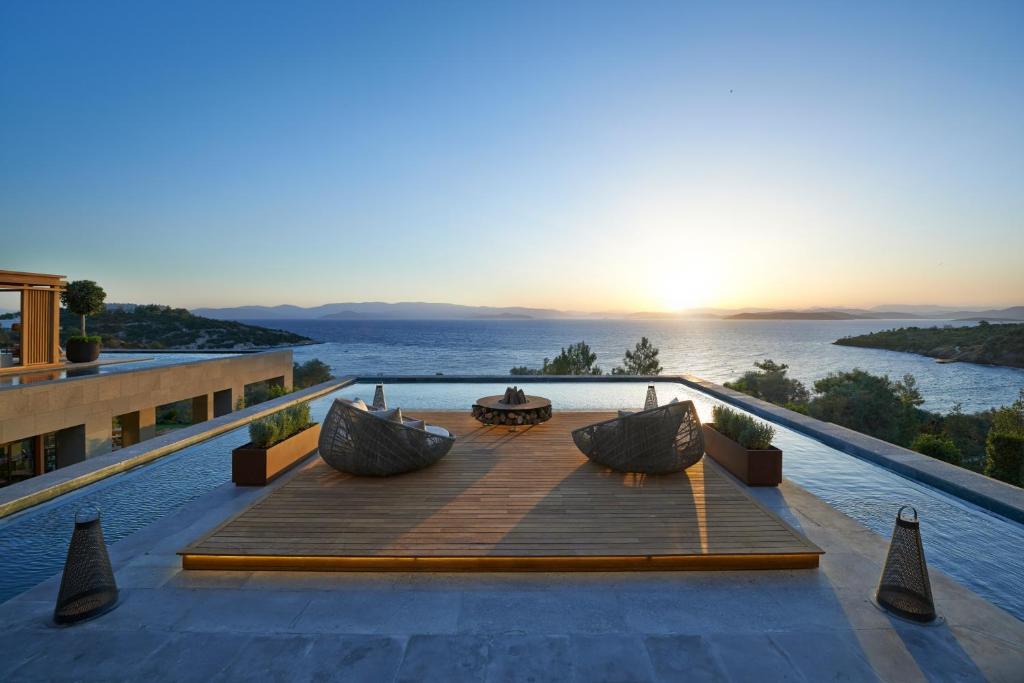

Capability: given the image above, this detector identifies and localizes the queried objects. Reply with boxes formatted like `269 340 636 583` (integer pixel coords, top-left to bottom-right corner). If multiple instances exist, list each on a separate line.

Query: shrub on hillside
911 433 961 466
724 360 809 406
294 359 333 389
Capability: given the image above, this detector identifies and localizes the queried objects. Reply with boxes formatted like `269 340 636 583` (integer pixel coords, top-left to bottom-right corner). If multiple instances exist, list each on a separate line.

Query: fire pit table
472 386 552 426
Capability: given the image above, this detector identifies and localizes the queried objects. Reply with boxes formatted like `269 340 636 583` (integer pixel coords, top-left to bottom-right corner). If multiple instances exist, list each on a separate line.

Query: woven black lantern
372 377 387 410
875 506 936 623
53 507 119 625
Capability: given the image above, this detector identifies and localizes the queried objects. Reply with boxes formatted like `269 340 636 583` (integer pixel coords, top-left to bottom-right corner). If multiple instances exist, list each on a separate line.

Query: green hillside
58 305 315 350
835 322 1024 369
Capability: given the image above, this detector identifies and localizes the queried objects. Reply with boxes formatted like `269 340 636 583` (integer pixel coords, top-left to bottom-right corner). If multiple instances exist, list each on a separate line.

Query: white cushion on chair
425 425 450 438
371 407 404 423
404 418 426 431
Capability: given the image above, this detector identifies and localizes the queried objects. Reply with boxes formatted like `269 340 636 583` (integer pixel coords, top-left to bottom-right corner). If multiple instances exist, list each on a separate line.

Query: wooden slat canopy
0 270 66 373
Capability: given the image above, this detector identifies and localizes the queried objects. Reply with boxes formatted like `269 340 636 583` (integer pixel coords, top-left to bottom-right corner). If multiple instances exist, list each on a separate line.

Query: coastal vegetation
611 337 663 375
725 359 1023 487
59 304 314 351
835 322 1024 369
510 338 664 376
711 406 776 449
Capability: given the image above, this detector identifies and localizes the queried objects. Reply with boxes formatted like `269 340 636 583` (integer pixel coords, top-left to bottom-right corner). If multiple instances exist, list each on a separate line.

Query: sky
2 1 1022 312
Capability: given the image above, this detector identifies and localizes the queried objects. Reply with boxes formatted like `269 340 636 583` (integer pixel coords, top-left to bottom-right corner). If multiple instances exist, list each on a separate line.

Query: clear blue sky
2 1 1022 311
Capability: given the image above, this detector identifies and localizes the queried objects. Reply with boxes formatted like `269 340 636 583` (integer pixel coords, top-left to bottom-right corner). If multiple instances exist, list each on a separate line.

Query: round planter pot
66 339 101 363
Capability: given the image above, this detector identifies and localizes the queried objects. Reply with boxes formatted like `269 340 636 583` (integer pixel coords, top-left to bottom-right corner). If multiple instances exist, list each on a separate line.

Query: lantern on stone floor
53 507 119 625
875 506 936 623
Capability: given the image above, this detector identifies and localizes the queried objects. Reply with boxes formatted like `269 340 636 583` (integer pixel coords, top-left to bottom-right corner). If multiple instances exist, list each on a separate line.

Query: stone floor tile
770 631 881 682
849 628 929 683
484 635 572 683
946 625 1024 683
707 633 806 682
458 590 625 635
171 589 312 633
135 631 253 682
890 622 992 682
213 633 406 682
567 634 656 683
293 589 461 635
7 628 170 682
396 634 490 683
74 587 195 632
643 635 727 682
166 569 253 589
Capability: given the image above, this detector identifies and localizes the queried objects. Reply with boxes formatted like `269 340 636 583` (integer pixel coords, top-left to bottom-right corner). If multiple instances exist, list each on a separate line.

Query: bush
985 433 1024 486
911 433 961 465
711 405 776 449
294 359 333 389
511 341 603 375
510 366 542 375
67 335 102 344
724 360 809 406
248 402 313 448
808 369 923 446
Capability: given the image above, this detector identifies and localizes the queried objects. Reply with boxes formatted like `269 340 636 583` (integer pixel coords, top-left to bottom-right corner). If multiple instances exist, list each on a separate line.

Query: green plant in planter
60 280 107 337
248 402 313 448
711 405 776 449
66 334 102 344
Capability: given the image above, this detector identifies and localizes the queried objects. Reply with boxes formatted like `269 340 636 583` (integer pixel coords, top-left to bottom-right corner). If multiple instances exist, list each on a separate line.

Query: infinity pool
2 381 1022 621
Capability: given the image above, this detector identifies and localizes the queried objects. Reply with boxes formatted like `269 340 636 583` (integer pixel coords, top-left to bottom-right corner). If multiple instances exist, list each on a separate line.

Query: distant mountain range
192 302 1024 322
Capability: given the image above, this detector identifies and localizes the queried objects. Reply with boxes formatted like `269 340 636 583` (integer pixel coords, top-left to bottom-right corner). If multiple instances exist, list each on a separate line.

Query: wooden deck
181 412 822 571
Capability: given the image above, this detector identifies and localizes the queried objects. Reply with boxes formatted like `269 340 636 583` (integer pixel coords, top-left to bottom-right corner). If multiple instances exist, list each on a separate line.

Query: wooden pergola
0 270 66 374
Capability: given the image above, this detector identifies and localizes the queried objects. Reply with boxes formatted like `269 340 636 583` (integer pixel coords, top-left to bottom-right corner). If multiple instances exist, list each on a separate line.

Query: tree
724 359 809 407
808 369 924 446
60 280 106 337
542 341 602 375
293 359 333 389
985 390 1024 486
612 337 663 375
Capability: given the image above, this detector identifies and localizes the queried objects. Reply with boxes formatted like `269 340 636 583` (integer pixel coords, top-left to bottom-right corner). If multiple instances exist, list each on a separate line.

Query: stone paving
2 458 1023 682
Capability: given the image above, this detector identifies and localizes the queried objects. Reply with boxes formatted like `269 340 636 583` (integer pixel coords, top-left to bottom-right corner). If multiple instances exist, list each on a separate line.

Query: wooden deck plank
181 411 822 571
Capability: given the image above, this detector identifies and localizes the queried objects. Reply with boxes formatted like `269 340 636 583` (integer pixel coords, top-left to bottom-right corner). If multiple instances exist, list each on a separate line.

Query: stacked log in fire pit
472 386 553 426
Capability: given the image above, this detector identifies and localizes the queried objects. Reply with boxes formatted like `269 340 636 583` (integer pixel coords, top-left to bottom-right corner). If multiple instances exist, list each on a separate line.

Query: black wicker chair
318 399 455 476
572 400 704 474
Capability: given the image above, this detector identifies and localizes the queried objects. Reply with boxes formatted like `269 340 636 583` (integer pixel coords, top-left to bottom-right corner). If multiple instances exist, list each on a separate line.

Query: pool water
2 381 1022 622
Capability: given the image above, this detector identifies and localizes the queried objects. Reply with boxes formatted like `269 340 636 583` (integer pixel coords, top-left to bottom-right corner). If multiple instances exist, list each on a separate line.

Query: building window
43 433 57 473
0 437 36 488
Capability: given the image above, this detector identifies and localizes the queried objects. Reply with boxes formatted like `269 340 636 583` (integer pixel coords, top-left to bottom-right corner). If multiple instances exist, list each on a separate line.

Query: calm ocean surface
267 318 1024 413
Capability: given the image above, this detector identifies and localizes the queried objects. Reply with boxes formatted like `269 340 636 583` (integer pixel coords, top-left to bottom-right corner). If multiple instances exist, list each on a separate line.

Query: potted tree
61 280 107 363
703 405 783 486
232 402 321 485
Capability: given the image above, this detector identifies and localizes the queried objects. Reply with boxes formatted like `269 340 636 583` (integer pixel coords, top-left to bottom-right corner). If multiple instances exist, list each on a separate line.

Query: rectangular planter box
703 423 782 486
232 423 321 486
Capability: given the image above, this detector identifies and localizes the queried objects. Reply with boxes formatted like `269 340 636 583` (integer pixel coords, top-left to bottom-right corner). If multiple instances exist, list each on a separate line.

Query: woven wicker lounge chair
318 398 456 476
571 400 704 474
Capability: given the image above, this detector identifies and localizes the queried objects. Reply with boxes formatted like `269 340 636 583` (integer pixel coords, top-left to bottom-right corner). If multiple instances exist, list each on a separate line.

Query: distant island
728 311 865 320
191 301 1024 322
61 304 316 351
835 322 1024 369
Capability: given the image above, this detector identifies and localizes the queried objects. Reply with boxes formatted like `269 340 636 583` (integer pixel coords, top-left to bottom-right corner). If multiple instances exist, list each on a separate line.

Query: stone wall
0 351 293 463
